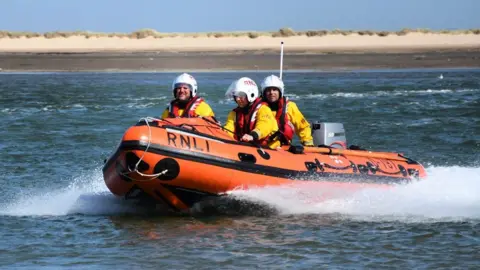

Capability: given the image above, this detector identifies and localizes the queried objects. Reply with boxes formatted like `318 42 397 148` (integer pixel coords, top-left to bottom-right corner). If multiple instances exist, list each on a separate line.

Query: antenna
279 41 284 79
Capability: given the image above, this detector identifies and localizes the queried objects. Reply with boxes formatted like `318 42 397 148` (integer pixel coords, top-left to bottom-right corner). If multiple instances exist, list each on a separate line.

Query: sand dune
1 33 479 53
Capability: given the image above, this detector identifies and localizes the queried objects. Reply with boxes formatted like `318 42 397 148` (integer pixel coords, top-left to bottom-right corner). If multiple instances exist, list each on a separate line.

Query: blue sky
1 0 478 33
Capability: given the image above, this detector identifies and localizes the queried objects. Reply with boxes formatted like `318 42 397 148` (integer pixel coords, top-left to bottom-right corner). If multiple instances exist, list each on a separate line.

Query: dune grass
0 28 479 39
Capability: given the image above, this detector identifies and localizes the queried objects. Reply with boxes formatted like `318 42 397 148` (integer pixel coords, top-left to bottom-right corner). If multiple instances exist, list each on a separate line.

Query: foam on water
228 166 480 222
302 88 479 100
1 166 479 221
0 168 143 217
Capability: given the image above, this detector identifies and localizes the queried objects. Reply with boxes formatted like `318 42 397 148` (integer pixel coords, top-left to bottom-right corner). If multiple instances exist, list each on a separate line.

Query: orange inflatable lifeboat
102 117 427 212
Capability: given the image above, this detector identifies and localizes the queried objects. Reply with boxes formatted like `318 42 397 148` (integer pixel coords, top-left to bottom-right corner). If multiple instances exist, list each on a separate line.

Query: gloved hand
302 141 315 147
241 134 254 142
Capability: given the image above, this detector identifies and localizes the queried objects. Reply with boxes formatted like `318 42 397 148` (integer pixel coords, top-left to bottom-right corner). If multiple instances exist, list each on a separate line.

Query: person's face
234 93 249 108
174 84 192 101
263 87 280 103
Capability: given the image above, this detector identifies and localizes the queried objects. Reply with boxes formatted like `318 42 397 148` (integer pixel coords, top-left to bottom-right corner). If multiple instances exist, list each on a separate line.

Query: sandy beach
1 34 479 71
1 33 480 52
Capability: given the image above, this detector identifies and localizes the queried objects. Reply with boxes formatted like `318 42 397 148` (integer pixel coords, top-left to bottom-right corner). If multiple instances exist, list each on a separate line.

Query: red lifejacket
274 97 295 145
233 98 270 145
168 96 204 118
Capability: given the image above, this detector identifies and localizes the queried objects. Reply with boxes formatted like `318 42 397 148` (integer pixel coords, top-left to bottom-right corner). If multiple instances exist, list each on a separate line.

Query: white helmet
172 73 198 97
260 74 284 97
225 77 259 103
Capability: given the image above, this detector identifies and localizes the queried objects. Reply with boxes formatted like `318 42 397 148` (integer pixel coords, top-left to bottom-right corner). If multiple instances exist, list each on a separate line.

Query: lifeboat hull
102 118 426 212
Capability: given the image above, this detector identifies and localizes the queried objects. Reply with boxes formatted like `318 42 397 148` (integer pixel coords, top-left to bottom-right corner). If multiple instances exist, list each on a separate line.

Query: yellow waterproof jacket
271 100 313 146
224 104 281 149
161 98 215 119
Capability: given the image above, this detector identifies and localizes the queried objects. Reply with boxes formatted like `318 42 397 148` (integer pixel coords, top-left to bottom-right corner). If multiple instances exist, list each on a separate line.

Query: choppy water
1 70 479 269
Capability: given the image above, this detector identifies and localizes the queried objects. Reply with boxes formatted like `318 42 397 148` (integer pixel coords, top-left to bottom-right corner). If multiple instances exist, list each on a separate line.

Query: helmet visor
263 87 280 92
174 83 192 91
232 91 247 98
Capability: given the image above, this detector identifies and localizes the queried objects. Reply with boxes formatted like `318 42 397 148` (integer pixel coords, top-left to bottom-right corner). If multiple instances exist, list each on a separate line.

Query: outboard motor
311 121 347 149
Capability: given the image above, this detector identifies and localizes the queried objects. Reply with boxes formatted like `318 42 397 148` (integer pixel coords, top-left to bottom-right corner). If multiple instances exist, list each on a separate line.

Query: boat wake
1 166 479 222
0 168 148 217
228 166 480 222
